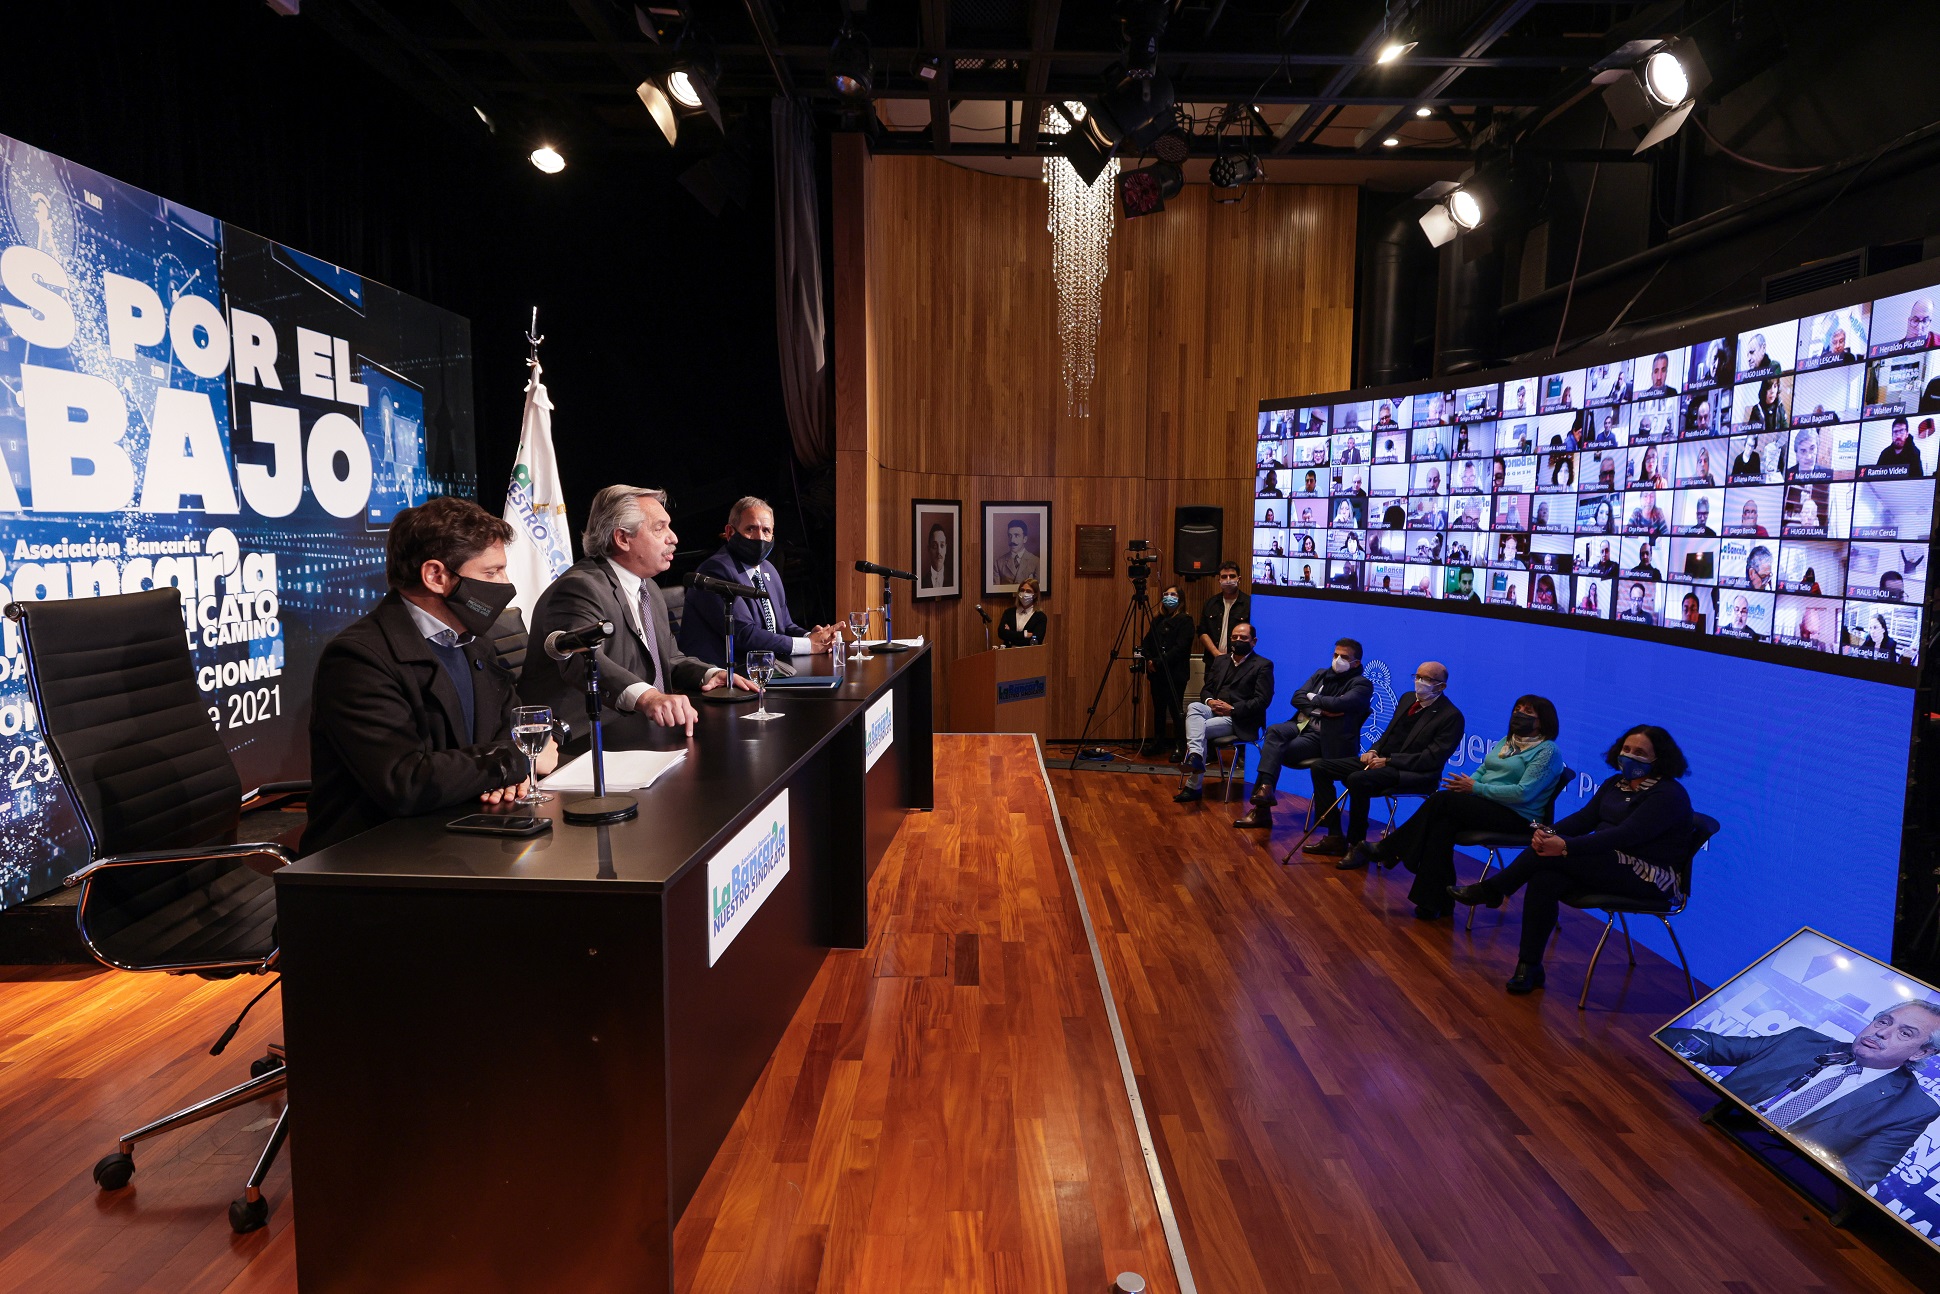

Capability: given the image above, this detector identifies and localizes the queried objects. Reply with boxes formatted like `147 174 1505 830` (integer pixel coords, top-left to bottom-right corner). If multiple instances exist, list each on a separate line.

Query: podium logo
706 790 791 966
864 691 895 772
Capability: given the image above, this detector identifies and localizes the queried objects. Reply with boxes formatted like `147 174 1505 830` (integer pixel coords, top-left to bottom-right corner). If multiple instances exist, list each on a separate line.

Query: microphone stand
975 603 991 652
874 572 912 652
700 586 758 703
563 646 640 824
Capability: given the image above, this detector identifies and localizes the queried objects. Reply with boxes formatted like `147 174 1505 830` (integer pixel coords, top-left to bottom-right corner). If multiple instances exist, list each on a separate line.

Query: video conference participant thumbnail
1844 601 1920 665
1715 589 1775 640
303 497 555 855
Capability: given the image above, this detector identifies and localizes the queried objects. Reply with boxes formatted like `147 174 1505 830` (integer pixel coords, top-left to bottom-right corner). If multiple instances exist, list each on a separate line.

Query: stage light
529 145 566 174
1414 106 1433 118
1642 49 1689 107
1598 37 1710 154
1060 66 1177 187
829 26 873 98
637 80 679 145
1375 39 1416 65
668 70 703 108
1382 136 1400 148
1415 179 1486 248
1209 150 1262 192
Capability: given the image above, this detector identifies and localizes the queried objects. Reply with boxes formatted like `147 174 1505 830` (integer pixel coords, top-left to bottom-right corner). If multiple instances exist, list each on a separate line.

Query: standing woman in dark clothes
1138 585 1196 760
1449 724 1695 995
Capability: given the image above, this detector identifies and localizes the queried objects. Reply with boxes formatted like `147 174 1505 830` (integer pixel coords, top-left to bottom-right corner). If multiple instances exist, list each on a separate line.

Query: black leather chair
1564 813 1719 1010
1457 765 1574 932
7 588 306 1233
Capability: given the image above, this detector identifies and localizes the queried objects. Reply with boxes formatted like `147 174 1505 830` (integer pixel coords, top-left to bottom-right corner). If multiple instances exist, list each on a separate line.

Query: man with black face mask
1302 660 1464 862
1234 638 1372 830
303 497 559 854
1175 622 1274 803
523 485 746 735
678 496 839 667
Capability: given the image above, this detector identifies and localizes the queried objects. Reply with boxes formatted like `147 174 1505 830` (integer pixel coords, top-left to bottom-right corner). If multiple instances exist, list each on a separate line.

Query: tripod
1069 570 1159 770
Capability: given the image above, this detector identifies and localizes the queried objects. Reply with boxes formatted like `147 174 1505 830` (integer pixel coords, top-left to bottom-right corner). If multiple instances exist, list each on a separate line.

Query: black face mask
444 577 516 639
1508 712 1537 737
727 533 774 566
1230 640 1253 659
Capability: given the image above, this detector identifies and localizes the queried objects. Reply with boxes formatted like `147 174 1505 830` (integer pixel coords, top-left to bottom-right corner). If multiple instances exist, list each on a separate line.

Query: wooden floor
4 736 1937 1292
1051 761 1940 1294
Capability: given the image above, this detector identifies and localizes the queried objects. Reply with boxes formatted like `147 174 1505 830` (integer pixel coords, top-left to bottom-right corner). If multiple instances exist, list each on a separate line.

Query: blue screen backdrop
1247 593 1911 985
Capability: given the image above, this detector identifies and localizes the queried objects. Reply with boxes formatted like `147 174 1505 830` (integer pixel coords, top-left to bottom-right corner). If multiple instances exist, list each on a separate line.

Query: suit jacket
519 558 717 721
1285 665 1374 759
1369 695 1465 773
1659 1027 1939 1188
1198 650 1275 740
998 608 1047 647
676 545 808 666
301 592 528 855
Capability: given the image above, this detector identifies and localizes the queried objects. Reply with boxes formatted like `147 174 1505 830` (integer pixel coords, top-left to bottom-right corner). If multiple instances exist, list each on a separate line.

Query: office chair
1457 766 1575 932
1564 813 1719 1010
7 589 307 1234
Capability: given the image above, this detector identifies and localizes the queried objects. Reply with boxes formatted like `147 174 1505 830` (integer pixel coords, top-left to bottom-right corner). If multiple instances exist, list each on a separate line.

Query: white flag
502 359 573 620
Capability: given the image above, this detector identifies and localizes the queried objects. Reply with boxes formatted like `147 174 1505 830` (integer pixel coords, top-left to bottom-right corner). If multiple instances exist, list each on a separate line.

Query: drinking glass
744 650 780 721
848 611 873 660
512 705 553 804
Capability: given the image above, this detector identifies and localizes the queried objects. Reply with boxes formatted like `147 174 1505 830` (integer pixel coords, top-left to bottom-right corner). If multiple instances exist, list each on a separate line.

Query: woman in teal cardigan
1350 695 1565 920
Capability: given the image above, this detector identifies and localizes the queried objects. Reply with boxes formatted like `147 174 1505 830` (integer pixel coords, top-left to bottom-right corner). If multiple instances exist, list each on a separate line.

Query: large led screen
1655 929 1940 1250
1254 271 1940 679
0 131 476 908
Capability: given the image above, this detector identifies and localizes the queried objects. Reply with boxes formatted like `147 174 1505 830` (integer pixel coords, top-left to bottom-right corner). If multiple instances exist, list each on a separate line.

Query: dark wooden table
275 646 930 1293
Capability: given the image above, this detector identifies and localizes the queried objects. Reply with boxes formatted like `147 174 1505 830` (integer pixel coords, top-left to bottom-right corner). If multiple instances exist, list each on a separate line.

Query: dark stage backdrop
0 1 819 617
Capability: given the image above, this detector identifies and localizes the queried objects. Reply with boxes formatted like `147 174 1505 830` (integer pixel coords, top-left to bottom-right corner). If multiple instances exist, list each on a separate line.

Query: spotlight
1597 37 1710 154
529 145 566 174
1381 136 1400 148
668 70 703 108
1118 160 1184 219
1415 179 1486 248
1209 151 1262 191
637 80 679 145
829 26 873 98
1414 106 1433 118
1375 39 1417 65
1061 64 1178 185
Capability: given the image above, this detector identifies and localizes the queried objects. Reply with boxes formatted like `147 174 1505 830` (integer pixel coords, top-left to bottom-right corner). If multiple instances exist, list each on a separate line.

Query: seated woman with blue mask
1449 724 1694 994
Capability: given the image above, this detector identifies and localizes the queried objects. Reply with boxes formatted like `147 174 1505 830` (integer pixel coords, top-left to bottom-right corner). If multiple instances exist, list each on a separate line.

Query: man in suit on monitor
1661 1002 1940 1190
521 484 747 738
678 496 837 668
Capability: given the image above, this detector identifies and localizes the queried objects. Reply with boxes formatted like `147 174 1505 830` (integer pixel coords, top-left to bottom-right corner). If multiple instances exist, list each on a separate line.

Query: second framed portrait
912 498 962 600
982 500 1053 597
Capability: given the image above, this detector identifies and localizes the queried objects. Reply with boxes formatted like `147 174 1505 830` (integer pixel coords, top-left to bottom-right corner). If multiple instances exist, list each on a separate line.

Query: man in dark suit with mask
1660 1002 1940 1189
1175 622 1273 803
1304 660 1463 862
677 496 838 668
1234 637 1373 830
521 484 748 738
303 497 557 854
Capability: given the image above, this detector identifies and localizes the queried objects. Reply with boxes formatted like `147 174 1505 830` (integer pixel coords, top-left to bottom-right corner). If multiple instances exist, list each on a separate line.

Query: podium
948 644 1050 738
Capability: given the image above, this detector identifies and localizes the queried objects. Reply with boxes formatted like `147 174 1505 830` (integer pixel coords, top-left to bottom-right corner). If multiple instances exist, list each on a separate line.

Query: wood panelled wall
834 140 1356 736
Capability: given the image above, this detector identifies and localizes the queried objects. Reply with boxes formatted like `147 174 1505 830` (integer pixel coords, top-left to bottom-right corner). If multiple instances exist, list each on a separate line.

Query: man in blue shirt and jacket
678 497 838 668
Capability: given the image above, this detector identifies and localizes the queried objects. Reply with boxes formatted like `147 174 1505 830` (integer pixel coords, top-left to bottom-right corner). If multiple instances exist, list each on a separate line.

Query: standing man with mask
1301 661 1463 861
1175 623 1274 803
304 497 558 854
1234 638 1373 830
1195 561 1251 661
679 495 838 667
522 485 747 738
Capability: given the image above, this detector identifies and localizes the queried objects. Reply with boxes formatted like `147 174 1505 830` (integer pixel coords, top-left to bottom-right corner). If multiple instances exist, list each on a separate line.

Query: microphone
973 603 990 624
545 621 615 660
854 559 916 581
685 571 768 600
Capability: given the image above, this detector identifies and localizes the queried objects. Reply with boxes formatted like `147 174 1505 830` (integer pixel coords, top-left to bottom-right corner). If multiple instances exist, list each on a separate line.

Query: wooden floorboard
6 736 1937 1291
1049 762 1940 1294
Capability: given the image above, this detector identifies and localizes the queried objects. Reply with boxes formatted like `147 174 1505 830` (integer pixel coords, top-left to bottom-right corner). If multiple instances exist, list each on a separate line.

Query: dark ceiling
304 0 1701 165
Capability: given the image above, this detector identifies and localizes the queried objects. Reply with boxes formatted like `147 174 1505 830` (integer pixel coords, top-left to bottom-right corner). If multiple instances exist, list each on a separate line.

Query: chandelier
1040 104 1117 418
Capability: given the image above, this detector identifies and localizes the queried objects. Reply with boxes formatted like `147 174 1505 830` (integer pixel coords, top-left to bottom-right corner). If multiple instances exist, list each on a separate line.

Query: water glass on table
744 650 781 721
512 705 553 804
848 611 873 660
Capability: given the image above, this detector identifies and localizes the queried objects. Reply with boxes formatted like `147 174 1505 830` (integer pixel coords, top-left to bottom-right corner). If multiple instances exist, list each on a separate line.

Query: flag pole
526 307 543 367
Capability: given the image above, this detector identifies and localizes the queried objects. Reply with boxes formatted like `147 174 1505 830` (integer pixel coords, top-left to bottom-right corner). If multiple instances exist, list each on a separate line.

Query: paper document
863 637 926 648
540 749 687 793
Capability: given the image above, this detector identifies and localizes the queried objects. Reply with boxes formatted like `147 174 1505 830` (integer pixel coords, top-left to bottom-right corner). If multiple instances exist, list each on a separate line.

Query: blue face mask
1161 595 1179 610
1618 754 1652 779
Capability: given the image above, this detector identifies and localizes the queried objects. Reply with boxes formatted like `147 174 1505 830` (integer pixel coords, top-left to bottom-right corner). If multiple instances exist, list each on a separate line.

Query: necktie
1764 1063 1860 1128
638 586 664 687
750 567 778 633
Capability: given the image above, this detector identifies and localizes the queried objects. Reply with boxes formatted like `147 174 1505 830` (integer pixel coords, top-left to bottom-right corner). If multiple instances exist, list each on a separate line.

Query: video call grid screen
1254 282 1940 676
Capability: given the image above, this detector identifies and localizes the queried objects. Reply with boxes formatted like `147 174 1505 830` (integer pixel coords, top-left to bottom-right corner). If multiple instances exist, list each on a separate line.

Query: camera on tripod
1125 539 1159 589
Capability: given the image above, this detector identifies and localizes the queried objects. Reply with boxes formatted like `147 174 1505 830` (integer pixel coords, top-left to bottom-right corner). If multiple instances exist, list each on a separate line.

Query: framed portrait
911 498 962 601
981 500 1053 597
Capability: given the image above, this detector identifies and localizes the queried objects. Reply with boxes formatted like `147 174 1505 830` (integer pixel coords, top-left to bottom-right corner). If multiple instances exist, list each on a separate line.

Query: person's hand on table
480 780 529 805
809 625 840 652
1442 773 1474 793
641 687 701 736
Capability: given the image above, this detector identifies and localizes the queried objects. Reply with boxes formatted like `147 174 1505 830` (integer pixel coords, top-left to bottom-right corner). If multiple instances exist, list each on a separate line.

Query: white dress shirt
606 559 723 711
732 558 813 657
403 598 466 647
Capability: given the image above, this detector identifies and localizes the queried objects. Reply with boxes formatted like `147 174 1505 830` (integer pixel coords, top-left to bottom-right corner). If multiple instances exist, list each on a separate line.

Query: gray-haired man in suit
520 484 750 736
1661 1001 1940 1189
